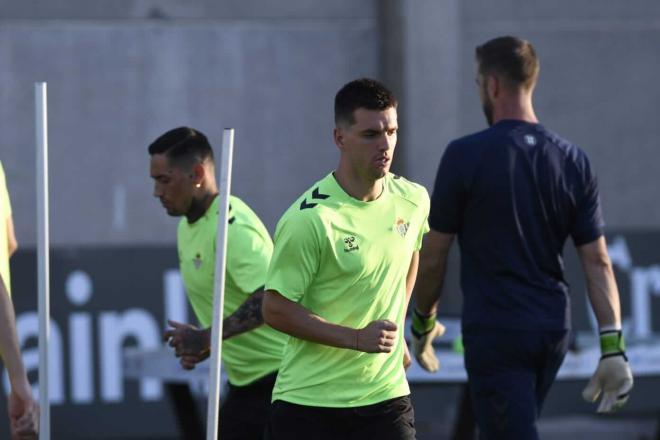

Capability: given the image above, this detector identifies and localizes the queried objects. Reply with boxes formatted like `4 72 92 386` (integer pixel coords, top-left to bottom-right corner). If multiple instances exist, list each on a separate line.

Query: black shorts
219 372 277 440
266 395 416 440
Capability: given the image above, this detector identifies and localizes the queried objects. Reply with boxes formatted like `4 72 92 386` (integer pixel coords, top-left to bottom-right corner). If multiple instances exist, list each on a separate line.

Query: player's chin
370 167 389 180
166 206 184 217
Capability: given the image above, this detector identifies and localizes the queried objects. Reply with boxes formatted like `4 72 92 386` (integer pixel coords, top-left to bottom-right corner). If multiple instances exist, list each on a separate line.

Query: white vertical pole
206 128 234 440
35 82 50 440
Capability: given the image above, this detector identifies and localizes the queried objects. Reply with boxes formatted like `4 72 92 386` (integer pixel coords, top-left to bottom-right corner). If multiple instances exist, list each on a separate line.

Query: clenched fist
356 320 398 353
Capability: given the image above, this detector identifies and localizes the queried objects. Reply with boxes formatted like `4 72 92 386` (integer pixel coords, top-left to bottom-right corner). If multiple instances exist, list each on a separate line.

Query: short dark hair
334 78 397 126
147 126 214 168
476 36 539 90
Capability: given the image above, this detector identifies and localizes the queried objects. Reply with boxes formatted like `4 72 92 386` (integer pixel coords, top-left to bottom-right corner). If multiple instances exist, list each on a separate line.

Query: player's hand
8 378 39 440
163 320 211 369
403 341 412 370
582 330 633 413
356 320 398 353
179 352 210 370
410 308 445 373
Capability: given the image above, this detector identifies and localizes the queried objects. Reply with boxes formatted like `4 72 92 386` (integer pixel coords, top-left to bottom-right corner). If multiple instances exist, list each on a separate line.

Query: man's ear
334 127 345 151
487 75 500 100
191 163 205 187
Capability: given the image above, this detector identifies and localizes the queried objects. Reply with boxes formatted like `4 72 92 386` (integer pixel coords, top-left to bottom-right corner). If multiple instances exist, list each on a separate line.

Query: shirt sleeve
265 211 321 303
571 154 605 246
429 141 466 233
0 162 11 219
414 188 431 251
225 221 273 294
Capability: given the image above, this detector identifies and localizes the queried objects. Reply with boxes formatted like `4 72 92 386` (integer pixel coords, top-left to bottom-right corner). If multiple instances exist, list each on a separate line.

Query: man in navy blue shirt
411 36 633 439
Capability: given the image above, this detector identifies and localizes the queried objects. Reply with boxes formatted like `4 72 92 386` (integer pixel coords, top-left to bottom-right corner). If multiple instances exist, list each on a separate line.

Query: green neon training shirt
178 195 288 386
266 172 430 407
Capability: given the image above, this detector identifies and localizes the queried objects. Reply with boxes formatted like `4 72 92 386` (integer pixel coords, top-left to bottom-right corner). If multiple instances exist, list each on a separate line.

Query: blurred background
1 0 660 438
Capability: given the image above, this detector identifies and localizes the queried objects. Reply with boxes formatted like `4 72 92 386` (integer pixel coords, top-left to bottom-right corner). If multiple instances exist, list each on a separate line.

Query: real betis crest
343 235 359 252
395 218 410 237
193 253 202 269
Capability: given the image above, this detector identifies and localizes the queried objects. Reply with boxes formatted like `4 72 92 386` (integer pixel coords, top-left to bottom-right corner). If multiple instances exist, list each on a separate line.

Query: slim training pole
206 128 235 440
35 82 50 440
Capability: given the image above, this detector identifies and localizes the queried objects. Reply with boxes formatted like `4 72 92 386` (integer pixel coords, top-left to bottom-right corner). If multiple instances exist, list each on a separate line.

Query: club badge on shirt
395 218 410 237
193 253 202 269
343 236 359 252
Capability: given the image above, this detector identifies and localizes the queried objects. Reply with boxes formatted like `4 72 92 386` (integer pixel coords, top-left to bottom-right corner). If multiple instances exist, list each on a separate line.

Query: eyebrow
360 126 398 133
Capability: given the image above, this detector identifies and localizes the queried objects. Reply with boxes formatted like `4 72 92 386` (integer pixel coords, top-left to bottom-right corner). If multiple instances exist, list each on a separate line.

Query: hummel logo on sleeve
300 187 330 210
227 204 236 224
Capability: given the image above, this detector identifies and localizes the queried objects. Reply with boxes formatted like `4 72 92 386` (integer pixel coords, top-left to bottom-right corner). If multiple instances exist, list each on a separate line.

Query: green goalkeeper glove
410 309 445 372
582 329 633 413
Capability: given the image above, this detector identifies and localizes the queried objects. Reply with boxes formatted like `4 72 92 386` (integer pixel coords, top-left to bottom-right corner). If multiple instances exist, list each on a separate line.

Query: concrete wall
0 0 376 20
401 0 660 229
0 15 378 246
1 0 659 244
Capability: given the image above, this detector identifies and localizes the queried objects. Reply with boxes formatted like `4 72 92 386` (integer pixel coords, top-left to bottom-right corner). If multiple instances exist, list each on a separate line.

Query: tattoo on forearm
222 288 265 340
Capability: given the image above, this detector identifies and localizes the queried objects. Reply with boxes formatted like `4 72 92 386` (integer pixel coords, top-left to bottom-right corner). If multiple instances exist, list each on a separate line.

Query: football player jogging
412 36 633 439
149 127 288 439
262 78 429 440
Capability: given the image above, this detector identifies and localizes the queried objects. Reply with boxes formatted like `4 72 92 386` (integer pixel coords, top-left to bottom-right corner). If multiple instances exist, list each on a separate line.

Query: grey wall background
0 1 379 246
399 0 660 229
2 0 659 247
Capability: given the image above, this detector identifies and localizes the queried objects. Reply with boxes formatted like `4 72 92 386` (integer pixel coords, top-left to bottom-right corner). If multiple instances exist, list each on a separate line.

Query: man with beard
150 127 288 439
262 78 428 440
411 36 633 439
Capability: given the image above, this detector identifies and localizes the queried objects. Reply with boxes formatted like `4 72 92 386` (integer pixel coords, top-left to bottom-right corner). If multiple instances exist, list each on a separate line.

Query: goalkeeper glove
582 329 633 413
410 308 445 372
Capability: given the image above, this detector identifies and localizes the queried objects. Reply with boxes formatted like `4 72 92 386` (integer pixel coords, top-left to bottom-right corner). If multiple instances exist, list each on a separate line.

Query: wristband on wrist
412 308 436 337
599 329 627 360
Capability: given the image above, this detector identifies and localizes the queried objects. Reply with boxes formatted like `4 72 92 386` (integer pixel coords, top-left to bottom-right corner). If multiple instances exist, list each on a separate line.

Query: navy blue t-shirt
430 120 604 331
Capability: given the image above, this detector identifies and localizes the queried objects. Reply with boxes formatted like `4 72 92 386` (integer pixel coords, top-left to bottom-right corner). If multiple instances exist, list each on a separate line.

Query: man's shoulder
438 128 496 169
228 195 267 228
277 175 335 230
535 125 589 162
449 126 495 148
285 174 337 216
386 173 429 209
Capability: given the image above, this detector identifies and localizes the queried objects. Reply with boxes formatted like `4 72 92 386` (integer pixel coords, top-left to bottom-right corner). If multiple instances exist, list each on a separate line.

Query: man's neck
333 165 384 202
492 94 538 125
186 190 218 223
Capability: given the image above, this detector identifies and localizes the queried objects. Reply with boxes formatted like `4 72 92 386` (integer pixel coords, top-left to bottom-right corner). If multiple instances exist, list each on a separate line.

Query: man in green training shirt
262 78 429 440
149 127 288 440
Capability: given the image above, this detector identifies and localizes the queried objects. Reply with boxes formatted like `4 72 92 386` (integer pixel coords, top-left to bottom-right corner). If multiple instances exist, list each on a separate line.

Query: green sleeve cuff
600 330 626 355
412 309 436 335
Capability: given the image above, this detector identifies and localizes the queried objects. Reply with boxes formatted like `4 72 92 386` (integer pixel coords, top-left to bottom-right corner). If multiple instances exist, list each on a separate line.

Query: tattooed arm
164 287 267 370
222 287 266 339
